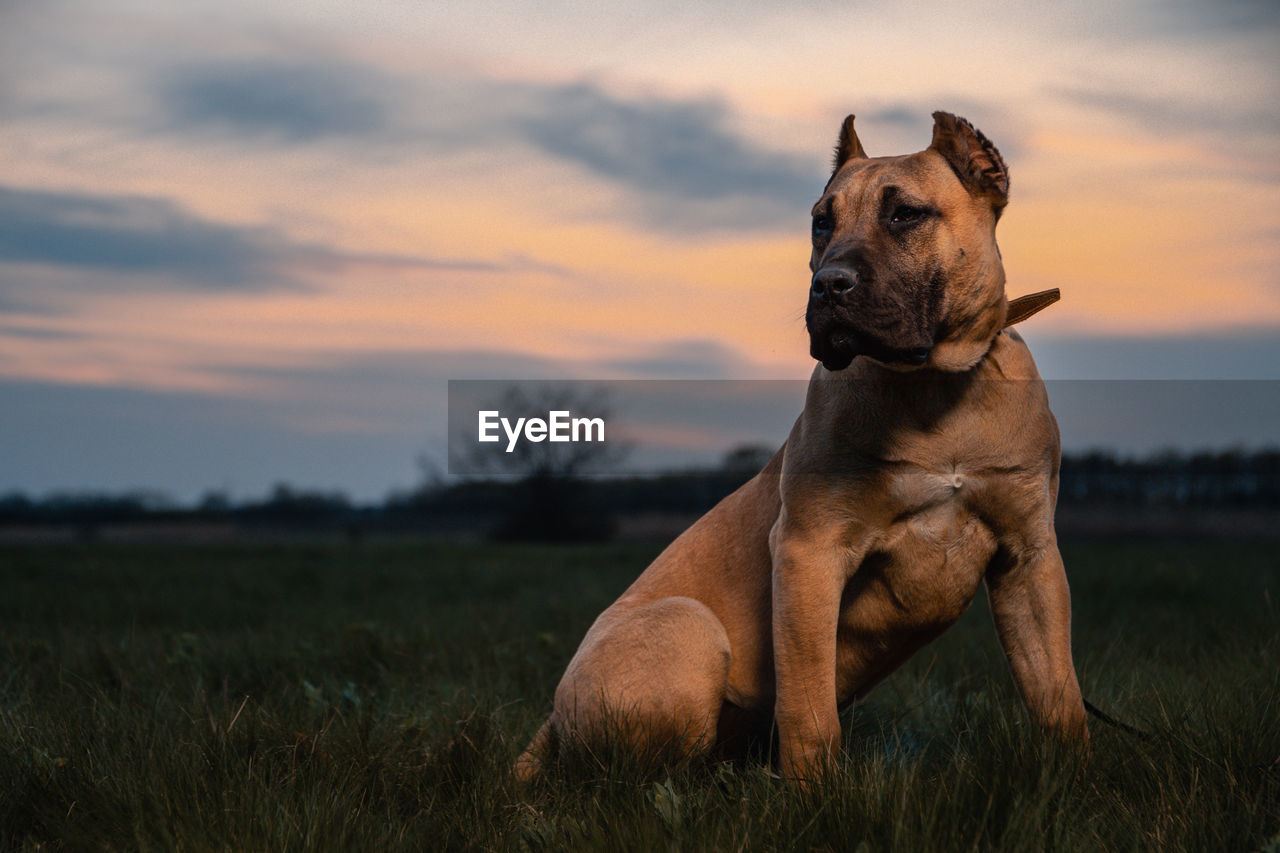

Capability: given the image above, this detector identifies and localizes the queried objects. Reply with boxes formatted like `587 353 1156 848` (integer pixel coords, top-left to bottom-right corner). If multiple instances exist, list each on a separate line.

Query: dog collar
1003 288 1060 328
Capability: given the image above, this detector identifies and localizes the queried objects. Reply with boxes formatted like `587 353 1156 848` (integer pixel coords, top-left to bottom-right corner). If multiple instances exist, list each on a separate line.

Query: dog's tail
1084 698 1152 741
515 717 555 782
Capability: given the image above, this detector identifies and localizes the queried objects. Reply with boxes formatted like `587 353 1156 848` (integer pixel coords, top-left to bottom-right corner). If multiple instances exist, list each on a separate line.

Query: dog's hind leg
544 596 732 768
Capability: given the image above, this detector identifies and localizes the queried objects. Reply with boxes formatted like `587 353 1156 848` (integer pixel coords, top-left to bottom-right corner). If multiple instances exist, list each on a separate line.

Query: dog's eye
890 205 928 225
812 214 833 238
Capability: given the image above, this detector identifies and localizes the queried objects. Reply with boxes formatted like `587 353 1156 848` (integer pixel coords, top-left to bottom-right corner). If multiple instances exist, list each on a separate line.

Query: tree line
1 448 1278 541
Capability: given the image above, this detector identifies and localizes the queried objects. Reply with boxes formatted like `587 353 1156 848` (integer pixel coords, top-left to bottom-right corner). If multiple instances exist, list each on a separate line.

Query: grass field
1 539 1277 851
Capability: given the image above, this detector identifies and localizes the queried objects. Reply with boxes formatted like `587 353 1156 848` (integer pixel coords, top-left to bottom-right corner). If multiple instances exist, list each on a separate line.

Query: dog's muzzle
808 266 860 370
807 265 932 371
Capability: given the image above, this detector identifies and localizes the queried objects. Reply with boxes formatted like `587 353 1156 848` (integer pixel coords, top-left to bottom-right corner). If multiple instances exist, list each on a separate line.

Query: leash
1084 698 1153 741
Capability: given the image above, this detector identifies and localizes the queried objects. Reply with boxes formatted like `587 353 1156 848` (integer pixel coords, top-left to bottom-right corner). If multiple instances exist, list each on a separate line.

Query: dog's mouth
813 328 856 371
811 326 932 372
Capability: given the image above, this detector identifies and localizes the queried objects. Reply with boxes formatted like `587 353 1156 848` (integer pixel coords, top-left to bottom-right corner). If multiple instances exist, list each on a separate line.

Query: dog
517 111 1087 782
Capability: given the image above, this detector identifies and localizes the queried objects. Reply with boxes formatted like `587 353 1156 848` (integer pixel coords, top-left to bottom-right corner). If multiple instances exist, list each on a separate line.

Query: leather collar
1003 288 1060 328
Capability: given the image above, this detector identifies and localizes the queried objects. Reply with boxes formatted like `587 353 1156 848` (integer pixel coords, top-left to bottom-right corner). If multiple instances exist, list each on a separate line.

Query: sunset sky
2 0 1278 501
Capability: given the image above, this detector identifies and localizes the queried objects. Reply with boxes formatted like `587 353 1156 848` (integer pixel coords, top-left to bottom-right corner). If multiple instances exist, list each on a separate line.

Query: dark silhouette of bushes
2 447 1276 542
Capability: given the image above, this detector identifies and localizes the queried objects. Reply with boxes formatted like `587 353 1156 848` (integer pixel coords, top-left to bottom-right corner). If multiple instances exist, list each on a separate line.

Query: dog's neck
826 288 1061 377
1002 288 1060 329
923 288 1060 373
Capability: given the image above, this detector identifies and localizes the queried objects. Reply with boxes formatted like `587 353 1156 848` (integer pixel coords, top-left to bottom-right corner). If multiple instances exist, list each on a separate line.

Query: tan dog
517 112 1087 782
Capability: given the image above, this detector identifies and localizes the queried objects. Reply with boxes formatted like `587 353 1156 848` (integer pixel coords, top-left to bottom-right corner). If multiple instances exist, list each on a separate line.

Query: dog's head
806 111 1011 373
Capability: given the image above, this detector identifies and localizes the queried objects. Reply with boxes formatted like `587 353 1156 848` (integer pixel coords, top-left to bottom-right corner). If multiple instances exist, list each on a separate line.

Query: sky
1 0 1278 502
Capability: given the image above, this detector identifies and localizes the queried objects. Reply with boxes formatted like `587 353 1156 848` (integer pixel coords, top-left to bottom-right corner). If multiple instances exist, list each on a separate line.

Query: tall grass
0 540 1276 850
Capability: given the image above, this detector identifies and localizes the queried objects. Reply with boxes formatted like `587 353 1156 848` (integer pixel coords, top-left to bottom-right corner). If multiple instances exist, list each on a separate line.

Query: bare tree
450 383 630 541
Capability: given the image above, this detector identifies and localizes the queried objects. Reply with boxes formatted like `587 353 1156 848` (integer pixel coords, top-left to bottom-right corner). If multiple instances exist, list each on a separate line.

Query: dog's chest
865 464 998 613
881 461 993 546
888 464 967 516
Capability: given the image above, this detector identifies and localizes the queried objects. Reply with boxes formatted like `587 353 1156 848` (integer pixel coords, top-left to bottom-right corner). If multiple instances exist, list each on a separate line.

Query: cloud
223 348 583 401
0 185 291 290
156 60 392 143
516 83 821 221
0 346 563 502
304 248 576 281
1030 330 1280 380
1046 85 1280 183
600 339 744 378
0 184 573 306
1131 0 1280 34
0 346 614 501
12 37 829 233
863 106 919 128
146 59 827 214
0 323 83 341
0 376 429 503
1052 86 1280 141
140 60 829 230
0 285 53 314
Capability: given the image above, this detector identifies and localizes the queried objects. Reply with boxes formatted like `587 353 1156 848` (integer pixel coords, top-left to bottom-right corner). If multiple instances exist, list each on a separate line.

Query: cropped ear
832 114 868 173
929 111 1009 212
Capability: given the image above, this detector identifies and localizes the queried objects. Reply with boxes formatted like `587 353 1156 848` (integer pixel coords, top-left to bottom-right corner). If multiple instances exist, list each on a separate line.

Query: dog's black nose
811 266 857 301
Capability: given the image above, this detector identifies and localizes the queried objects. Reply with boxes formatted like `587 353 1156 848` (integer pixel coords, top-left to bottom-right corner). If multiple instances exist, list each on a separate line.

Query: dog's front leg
985 539 1089 739
769 507 849 781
